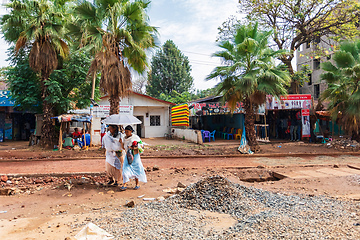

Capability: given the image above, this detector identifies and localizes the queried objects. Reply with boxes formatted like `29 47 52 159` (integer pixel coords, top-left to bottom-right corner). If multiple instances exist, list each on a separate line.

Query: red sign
280 94 312 100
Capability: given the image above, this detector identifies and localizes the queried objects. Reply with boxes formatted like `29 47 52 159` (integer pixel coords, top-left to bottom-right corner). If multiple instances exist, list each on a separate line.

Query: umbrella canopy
104 114 142 125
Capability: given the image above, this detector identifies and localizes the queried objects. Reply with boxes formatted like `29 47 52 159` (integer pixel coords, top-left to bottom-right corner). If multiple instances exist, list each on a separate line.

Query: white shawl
102 131 122 167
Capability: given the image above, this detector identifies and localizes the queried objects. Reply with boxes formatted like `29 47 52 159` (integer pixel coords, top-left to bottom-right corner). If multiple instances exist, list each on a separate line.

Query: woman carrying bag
120 125 146 191
102 125 123 187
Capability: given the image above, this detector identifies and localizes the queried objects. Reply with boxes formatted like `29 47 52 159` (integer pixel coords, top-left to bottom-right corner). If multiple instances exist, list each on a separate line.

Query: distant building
296 37 336 102
71 91 175 145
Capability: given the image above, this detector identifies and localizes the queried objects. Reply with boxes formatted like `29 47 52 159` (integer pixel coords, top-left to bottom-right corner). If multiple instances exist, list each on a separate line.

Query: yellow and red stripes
171 104 189 127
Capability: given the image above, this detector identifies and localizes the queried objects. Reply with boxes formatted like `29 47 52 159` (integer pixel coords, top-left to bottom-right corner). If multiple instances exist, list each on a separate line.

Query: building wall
297 37 335 99
90 93 172 145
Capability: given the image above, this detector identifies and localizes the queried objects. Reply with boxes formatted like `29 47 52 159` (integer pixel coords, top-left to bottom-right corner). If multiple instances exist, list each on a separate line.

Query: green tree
220 0 360 93
147 40 194 98
1 0 70 147
6 48 100 116
70 0 157 115
207 23 291 152
320 40 360 140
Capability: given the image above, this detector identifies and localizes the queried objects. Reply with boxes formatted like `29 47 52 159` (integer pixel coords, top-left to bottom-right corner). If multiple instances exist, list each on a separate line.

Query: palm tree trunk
244 97 260 152
40 80 55 148
109 95 120 115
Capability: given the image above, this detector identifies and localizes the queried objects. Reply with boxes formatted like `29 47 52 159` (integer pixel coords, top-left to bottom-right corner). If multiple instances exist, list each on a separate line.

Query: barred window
150 115 160 126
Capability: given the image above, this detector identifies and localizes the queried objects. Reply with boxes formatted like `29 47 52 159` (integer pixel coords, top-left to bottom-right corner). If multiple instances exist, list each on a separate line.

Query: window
314 84 320 99
306 41 311 49
308 74 312 85
313 59 320 70
314 37 321 44
150 115 160 126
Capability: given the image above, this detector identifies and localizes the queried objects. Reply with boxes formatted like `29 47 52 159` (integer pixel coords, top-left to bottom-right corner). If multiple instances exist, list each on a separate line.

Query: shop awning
52 114 92 123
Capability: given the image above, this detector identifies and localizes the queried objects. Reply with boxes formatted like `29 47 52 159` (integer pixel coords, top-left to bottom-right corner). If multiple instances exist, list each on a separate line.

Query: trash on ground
74 222 114 240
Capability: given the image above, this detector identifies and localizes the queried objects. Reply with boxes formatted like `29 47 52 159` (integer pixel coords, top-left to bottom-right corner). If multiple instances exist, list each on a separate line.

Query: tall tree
208 23 291 152
220 0 360 93
146 40 194 98
1 0 70 147
70 0 157 115
320 40 360 140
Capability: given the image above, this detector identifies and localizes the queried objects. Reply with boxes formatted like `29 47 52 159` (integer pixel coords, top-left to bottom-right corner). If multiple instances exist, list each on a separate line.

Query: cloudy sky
0 0 240 90
147 0 239 90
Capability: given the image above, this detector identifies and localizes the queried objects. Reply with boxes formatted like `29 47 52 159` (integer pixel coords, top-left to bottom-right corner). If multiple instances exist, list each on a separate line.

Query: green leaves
333 51 355 68
147 40 193 99
321 39 360 132
207 22 290 111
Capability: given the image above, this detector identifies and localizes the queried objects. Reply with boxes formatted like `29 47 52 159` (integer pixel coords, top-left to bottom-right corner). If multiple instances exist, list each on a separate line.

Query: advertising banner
189 102 265 116
266 94 311 110
301 109 311 137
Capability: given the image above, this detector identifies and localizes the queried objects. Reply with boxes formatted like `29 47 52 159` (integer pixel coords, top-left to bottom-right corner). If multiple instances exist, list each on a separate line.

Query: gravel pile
328 139 360 151
91 176 360 239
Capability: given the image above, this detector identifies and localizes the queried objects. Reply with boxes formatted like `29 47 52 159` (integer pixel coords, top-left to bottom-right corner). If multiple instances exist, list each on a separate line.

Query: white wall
90 93 173 145
172 128 203 144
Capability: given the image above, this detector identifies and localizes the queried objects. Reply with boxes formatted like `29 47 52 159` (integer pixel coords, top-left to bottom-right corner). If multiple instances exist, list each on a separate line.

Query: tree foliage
220 0 360 93
1 0 71 146
208 23 291 152
70 0 157 115
6 48 100 115
320 40 360 135
147 40 194 98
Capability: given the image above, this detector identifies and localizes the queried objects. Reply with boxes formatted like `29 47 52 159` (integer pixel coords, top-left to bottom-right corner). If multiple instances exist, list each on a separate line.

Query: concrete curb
1 151 360 163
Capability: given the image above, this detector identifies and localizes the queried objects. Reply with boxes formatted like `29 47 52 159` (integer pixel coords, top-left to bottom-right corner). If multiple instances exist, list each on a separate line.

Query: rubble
327 139 360 151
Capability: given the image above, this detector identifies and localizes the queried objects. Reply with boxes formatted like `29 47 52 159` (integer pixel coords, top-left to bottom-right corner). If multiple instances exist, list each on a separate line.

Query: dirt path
1 155 360 176
1 164 360 239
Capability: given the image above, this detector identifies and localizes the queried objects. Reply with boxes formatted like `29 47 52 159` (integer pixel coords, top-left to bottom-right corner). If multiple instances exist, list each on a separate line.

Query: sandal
120 186 127 191
134 186 140 190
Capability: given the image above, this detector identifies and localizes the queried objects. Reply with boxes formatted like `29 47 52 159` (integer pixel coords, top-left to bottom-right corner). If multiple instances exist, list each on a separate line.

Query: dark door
135 116 144 138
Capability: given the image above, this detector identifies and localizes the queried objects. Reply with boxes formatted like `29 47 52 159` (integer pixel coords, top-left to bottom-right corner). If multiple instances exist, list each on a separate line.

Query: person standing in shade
120 125 146 191
102 125 123 187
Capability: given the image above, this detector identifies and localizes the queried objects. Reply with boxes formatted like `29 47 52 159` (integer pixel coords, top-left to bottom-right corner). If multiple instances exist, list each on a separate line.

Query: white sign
94 105 133 117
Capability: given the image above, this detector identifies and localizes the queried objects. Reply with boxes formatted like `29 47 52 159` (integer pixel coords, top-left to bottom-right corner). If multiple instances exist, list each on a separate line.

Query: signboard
94 105 133 118
0 91 15 107
266 94 311 110
301 109 310 137
189 102 265 116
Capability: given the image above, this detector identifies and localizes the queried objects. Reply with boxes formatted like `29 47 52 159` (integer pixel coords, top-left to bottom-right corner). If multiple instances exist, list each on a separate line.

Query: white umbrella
104 114 142 125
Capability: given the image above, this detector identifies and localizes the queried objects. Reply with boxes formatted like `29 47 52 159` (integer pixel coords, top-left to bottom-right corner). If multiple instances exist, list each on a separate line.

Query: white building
73 92 175 146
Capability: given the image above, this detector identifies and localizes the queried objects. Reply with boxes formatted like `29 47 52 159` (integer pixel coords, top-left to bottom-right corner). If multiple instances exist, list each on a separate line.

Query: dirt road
1 154 360 176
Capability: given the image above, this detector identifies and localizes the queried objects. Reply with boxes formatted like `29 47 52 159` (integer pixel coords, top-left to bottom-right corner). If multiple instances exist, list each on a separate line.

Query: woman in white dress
102 125 123 187
120 125 146 190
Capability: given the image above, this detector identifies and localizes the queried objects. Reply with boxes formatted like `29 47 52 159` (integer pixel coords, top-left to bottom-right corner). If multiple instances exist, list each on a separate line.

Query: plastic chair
235 128 242 140
218 127 226 137
221 127 230 139
202 131 211 142
209 130 216 141
225 128 235 140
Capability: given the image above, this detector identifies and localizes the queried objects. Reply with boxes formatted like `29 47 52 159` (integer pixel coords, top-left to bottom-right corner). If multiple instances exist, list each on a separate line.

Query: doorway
135 116 144 138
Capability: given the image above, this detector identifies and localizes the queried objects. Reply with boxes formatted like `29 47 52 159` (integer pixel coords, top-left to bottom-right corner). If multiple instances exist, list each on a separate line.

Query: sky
0 0 240 91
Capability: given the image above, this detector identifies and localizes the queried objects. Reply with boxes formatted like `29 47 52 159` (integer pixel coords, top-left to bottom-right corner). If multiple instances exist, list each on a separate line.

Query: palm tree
1 0 69 147
69 0 157 115
321 40 360 140
207 23 291 152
